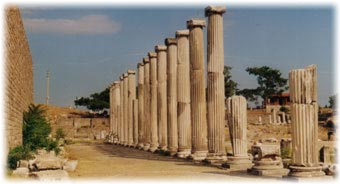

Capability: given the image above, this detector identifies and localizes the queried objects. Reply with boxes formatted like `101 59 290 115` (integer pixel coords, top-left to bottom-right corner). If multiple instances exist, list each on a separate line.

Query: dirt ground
65 142 279 181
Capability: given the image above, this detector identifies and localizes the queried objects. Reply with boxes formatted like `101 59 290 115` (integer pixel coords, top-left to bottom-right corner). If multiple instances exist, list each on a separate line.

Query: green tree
74 87 110 111
237 66 288 104
329 94 337 108
223 66 238 98
23 104 52 150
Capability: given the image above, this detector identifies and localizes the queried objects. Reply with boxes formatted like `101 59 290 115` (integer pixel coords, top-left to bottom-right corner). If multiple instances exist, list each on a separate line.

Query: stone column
118 76 124 144
133 99 138 147
155 45 168 151
205 6 227 164
269 115 272 124
128 70 136 146
176 29 192 158
123 73 129 146
288 65 324 177
273 109 277 124
114 81 121 144
137 62 145 149
149 52 159 152
109 84 114 137
143 57 151 151
187 19 208 161
282 112 286 124
165 38 178 156
225 96 253 169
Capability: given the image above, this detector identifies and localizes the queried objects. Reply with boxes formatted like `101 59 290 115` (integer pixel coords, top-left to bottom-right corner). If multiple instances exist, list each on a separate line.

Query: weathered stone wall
4 6 34 151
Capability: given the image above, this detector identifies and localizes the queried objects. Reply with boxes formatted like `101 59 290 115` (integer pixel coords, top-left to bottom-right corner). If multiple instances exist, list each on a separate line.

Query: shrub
7 145 33 170
280 106 289 113
45 139 61 155
23 104 51 151
55 128 66 140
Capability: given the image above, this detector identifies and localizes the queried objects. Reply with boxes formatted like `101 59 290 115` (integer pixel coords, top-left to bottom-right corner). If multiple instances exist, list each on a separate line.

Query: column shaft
128 70 136 146
143 58 151 150
137 63 145 148
149 52 159 152
123 73 129 146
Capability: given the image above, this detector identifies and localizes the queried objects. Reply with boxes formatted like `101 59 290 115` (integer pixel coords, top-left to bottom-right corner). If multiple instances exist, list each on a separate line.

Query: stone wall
4 6 34 151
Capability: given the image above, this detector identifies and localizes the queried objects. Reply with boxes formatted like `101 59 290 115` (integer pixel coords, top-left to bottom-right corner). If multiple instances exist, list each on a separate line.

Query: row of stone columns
108 6 227 164
108 6 324 177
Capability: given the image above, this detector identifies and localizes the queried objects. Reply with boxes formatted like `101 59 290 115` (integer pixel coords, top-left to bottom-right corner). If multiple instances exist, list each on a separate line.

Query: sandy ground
66 142 283 181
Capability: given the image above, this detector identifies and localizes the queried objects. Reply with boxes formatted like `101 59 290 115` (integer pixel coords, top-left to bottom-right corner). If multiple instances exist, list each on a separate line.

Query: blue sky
20 5 334 107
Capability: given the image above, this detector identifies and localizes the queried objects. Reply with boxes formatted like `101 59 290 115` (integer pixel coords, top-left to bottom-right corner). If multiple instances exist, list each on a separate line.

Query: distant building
265 93 290 113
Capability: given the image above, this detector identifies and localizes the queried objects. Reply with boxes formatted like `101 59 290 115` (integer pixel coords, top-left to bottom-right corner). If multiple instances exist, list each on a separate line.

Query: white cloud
23 15 121 34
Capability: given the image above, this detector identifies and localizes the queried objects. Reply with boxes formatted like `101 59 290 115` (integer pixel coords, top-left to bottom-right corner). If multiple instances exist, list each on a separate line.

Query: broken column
137 62 145 149
127 70 136 146
165 38 178 156
224 96 253 169
176 29 192 158
155 45 168 151
205 6 227 164
123 73 129 146
149 52 159 152
288 65 325 177
143 57 151 151
187 19 208 161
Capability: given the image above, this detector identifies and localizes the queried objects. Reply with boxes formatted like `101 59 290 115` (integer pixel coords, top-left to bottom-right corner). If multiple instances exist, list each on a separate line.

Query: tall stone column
155 45 168 151
205 6 227 164
118 76 124 144
143 57 151 151
137 62 145 149
288 65 324 177
123 73 129 146
149 52 159 152
225 96 253 169
128 70 136 146
176 29 192 158
133 99 138 147
187 19 208 161
114 81 121 144
273 109 277 124
109 84 114 136
165 38 178 156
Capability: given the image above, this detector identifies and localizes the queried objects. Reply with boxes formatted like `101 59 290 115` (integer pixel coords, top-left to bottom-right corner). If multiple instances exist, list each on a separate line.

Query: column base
137 143 144 149
248 159 289 177
177 149 191 158
158 145 168 151
149 145 159 153
168 147 178 156
142 143 150 151
288 165 325 177
222 156 254 170
204 153 227 166
189 150 208 161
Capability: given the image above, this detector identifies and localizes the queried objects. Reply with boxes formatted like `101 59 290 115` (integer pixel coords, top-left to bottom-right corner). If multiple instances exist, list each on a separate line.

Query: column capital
113 81 119 85
123 73 128 78
155 45 167 52
165 38 177 46
127 70 136 75
187 18 206 28
143 57 150 64
176 29 189 37
205 6 226 16
119 75 124 80
137 62 144 68
148 52 157 58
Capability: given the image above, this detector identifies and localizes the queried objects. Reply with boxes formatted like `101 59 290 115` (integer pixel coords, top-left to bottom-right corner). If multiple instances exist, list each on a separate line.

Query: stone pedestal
143 58 151 151
155 45 168 151
149 52 159 152
224 96 253 170
248 143 289 176
205 6 227 165
127 70 136 146
165 38 178 156
187 19 208 161
137 63 145 149
176 30 192 158
288 65 324 177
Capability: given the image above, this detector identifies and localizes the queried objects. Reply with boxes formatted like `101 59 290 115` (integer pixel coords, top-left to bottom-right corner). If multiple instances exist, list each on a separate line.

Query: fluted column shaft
143 58 151 150
123 73 129 145
128 70 136 146
133 99 138 146
137 63 145 148
226 96 248 157
149 52 159 152
156 45 168 151
165 38 178 155
187 19 208 160
205 6 227 161
176 30 191 158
